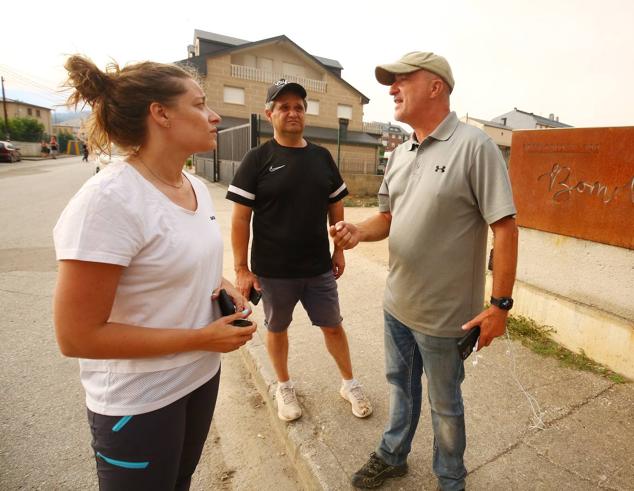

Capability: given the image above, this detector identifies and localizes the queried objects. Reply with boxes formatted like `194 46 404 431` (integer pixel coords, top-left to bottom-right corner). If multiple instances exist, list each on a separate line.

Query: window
257 57 273 72
28 108 33 116
36 110 41 117
337 104 352 120
243 54 256 68
223 86 245 105
306 100 320 115
282 62 304 77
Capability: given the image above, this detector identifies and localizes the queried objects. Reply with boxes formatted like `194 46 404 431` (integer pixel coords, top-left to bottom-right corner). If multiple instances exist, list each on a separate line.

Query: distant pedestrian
49 135 58 159
40 140 50 158
54 54 255 490
82 142 89 162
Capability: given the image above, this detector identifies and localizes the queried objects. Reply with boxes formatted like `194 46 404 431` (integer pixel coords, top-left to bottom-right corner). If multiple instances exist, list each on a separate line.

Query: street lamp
336 118 349 169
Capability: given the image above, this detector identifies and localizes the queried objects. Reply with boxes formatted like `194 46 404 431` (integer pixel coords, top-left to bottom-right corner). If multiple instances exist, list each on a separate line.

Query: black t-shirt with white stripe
226 139 348 278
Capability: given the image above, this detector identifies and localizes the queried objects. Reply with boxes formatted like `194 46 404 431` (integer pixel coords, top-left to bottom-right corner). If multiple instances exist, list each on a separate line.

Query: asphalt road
0 157 300 490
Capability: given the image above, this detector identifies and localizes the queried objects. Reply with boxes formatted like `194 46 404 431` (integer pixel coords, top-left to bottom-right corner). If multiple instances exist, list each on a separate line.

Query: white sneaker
340 381 373 418
276 385 302 421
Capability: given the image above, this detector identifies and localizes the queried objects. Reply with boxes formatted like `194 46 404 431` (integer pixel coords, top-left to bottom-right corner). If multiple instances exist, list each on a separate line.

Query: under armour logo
209 216 216 221
435 166 446 173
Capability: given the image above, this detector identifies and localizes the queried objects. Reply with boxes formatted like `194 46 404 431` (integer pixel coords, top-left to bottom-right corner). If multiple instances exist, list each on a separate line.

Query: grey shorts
258 271 343 332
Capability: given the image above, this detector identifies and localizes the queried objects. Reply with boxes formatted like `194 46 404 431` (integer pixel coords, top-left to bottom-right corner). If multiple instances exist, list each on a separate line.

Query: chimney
549 113 555 120
556 116 559 122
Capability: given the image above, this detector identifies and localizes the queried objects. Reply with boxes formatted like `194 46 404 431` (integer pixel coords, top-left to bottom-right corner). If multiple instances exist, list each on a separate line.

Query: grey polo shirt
378 111 516 337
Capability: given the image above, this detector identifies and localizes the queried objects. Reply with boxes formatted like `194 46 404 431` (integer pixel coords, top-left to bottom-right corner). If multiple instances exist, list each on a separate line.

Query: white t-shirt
54 160 223 416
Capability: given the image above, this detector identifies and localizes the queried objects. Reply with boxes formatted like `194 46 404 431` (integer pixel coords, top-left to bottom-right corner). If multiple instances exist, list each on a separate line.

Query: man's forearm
491 218 519 297
231 217 251 272
328 201 345 250
357 212 392 242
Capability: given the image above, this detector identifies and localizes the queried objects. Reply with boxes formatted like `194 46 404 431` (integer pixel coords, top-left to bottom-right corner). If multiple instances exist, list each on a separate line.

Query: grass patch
343 195 379 207
506 314 628 384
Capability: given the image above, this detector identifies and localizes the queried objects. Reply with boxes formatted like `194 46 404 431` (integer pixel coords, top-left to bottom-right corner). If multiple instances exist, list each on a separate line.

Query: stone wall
12 141 42 157
202 46 365 131
342 173 382 197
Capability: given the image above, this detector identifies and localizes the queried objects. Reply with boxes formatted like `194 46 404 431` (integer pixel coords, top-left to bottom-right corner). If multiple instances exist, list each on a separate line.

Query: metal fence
338 157 379 175
194 115 381 182
194 119 257 185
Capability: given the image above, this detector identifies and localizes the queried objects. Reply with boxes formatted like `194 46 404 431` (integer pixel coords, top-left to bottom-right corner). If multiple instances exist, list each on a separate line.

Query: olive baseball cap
375 51 455 92
266 79 307 103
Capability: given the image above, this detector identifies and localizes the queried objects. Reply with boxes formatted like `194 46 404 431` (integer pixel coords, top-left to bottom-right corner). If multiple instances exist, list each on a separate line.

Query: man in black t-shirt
227 79 372 422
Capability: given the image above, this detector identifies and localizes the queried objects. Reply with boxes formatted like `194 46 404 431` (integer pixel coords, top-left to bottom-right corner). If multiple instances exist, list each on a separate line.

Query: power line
0 64 62 92
0 65 68 106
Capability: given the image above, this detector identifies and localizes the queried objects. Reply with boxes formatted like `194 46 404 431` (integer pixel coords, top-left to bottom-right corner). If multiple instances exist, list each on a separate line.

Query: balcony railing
230 65 327 93
362 122 384 134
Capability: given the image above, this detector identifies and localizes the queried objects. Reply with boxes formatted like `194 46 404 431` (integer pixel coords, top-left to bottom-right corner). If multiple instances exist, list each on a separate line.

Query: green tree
0 117 46 142
56 130 75 154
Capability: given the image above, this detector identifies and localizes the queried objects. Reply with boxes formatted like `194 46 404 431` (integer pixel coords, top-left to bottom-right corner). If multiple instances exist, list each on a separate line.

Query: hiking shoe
340 381 373 418
275 385 302 421
351 452 408 488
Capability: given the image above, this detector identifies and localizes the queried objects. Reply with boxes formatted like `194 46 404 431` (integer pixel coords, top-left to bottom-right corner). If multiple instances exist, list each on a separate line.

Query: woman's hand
199 313 257 353
213 277 250 312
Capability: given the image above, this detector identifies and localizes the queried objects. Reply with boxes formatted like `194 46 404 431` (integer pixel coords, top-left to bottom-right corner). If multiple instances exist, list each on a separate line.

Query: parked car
0 141 21 163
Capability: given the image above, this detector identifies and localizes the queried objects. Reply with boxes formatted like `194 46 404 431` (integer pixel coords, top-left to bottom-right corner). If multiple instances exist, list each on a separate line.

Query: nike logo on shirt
269 165 286 172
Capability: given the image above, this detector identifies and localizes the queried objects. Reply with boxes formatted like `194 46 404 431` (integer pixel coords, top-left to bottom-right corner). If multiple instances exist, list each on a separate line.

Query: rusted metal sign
509 127 634 249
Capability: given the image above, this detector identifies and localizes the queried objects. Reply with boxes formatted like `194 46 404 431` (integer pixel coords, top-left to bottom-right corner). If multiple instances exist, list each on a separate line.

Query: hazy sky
3 0 633 127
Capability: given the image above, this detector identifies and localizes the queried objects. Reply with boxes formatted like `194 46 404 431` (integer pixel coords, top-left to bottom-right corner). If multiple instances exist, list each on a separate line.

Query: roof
2 98 51 111
313 56 343 70
510 108 572 128
195 29 249 47
177 55 207 75
218 117 380 147
194 30 343 70
464 116 512 131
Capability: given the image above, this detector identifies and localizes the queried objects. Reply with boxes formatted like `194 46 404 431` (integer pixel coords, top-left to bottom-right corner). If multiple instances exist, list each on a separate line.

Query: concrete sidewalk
207 179 634 490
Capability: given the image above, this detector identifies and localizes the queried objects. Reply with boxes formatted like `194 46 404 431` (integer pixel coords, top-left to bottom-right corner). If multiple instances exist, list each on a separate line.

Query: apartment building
0 98 52 135
461 115 513 164
492 107 572 130
178 30 380 174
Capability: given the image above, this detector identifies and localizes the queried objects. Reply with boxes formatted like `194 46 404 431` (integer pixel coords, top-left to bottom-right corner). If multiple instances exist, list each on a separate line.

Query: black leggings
87 369 220 491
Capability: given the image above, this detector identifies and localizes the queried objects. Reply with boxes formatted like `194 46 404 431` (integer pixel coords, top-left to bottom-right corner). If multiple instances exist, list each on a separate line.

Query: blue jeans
376 311 467 491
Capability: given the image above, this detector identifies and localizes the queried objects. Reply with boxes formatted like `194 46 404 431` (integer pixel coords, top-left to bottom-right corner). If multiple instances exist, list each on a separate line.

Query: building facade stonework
181 31 380 176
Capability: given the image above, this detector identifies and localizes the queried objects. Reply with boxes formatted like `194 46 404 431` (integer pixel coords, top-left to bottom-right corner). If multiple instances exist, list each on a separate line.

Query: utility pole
336 118 349 169
1 76 9 140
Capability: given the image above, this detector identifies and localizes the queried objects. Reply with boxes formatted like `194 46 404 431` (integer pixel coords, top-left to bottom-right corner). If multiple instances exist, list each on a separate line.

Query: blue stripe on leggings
112 415 132 432
97 452 149 469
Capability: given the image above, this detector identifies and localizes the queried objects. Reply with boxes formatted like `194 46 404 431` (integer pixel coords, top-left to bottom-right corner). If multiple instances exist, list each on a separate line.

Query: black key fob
216 289 252 327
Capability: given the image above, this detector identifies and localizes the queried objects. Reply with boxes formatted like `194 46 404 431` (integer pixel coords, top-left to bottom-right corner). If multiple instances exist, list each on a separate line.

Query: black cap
266 79 307 103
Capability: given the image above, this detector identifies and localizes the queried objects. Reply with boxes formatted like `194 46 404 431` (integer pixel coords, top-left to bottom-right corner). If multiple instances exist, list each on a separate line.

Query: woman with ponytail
53 55 256 490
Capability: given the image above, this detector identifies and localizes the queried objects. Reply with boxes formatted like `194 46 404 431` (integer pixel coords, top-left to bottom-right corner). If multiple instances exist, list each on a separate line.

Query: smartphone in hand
457 326 480 360
249 287 262 305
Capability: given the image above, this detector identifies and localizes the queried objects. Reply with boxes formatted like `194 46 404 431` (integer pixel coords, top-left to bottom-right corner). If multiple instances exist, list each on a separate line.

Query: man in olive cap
331 52 518 489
